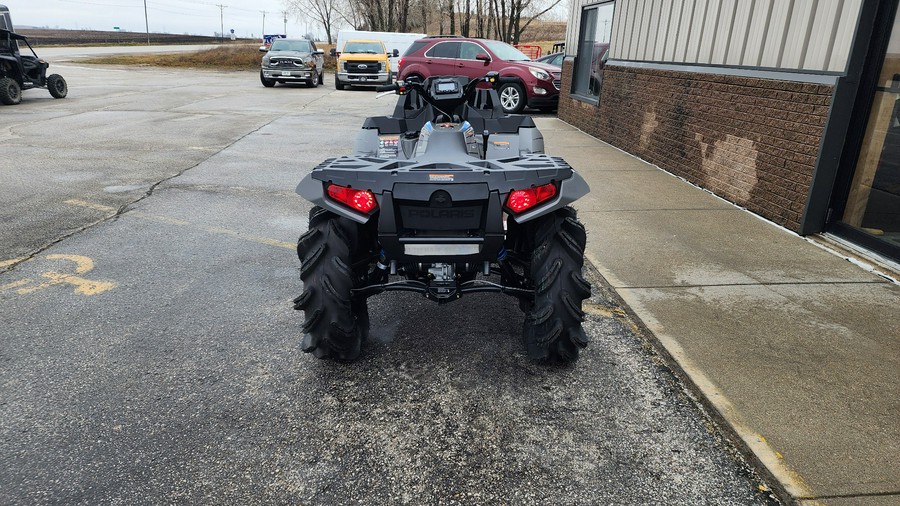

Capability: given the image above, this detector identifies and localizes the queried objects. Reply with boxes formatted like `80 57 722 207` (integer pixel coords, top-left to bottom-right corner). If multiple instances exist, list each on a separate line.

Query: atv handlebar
376 83 401 93
388 72 501 105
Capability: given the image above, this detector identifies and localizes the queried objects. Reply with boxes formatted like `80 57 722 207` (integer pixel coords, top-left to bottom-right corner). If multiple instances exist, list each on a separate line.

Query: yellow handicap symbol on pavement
0 254 116 296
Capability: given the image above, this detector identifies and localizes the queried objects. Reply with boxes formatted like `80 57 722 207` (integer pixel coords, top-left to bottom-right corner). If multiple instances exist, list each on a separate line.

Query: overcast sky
4 0 324 40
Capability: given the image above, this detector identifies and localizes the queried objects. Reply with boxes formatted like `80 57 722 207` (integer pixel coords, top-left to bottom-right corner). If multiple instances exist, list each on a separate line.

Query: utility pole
282 10 288 37
143 0 150 45
261 10 267 37
216 4 227 42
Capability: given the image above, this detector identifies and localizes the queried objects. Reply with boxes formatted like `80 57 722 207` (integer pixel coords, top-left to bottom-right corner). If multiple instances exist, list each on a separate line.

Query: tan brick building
559 0 900 263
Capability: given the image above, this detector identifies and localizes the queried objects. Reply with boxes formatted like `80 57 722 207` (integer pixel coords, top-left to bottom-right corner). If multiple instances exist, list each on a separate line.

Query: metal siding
805 0 841 70
780 0 817 68
744 0 773 66
609 0 629 60
568 0 864 72
759 0 793 68
644 2 663 61
710 0 737 64
697 0 722 64
654 0 675 61
726 0 754 63
639 0 655 60
631 0 645 60
687 0 709 62
665 0 685 61
611 0 626 58
829 0 863 71
674 0 697 62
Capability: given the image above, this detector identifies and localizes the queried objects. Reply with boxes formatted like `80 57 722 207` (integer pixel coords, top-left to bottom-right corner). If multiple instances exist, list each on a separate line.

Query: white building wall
570 0 863 73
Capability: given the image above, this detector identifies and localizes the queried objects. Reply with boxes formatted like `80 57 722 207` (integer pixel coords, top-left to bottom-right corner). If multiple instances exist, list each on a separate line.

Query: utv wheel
335 78 345 90
260 70 276 87
47 74 67 98
0 77 21 105
294 206 367 361
498 81 526 114
523 206 591 363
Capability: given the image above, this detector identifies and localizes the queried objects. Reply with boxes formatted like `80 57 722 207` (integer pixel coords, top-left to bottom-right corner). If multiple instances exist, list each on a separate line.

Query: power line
215 4 226 42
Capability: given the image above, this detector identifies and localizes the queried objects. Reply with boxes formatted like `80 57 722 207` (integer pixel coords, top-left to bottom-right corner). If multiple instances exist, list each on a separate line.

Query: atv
294 72 591 362
0 28 68 105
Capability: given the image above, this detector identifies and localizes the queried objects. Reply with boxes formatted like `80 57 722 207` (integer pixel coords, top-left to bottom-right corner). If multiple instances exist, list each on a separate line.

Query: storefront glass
572 1 614 99
842 11 900 254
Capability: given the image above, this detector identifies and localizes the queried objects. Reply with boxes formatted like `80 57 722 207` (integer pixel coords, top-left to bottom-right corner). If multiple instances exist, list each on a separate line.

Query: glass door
838 9 900 258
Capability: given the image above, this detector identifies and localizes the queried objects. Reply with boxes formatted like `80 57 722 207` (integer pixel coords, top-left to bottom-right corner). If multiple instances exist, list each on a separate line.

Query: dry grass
83 44 263 70
83 44 340 71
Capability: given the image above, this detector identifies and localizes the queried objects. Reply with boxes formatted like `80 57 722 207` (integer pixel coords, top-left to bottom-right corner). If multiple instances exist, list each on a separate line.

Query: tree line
284 0 564 45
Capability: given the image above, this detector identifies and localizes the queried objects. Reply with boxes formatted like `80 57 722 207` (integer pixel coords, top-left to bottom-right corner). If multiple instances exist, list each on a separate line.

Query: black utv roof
0 28 27 41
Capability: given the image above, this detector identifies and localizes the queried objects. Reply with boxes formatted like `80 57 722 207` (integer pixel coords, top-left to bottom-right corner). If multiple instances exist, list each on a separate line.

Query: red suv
397 36 561 114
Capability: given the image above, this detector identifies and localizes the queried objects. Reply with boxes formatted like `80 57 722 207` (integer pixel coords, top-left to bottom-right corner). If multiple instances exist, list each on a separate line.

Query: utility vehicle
0 27 68 105
294 72 591 362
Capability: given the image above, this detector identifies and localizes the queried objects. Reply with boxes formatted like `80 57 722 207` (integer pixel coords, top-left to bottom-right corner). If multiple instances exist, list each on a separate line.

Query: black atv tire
260 70 276 88
498 81 526 114
523 206 591 363
294 206 367 360
0 77 21 105
47 74 67 98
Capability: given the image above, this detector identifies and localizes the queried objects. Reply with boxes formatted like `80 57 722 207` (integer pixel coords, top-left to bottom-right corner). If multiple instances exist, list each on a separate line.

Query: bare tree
284 0 341 43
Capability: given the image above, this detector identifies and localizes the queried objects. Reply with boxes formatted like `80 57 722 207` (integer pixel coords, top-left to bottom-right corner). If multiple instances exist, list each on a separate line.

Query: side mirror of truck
329 48 336 57
259 46 268 53
392 49 399 57
314 49 324 55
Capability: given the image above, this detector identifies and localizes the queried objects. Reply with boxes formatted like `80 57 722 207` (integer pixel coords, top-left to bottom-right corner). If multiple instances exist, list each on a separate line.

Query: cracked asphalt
1 62 777 504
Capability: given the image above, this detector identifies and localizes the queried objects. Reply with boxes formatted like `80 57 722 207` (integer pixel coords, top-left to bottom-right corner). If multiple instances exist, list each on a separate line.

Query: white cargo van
335 30 427 77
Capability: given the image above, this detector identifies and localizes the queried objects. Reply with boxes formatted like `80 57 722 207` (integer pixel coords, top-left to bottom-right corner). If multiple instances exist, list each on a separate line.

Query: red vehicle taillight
398 57 405 69
505 183 557 214
327 183 378 214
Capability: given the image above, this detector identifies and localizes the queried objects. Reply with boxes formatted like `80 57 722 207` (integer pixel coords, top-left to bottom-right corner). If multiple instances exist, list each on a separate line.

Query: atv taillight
505 183 557 214
327 183 378 214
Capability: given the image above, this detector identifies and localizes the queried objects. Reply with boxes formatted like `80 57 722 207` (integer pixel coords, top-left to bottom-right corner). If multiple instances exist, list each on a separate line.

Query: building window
572 1 615 100
838 6 900 258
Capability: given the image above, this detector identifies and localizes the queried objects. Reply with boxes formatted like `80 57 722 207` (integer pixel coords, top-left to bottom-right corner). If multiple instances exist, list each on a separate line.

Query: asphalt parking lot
1 64 776 504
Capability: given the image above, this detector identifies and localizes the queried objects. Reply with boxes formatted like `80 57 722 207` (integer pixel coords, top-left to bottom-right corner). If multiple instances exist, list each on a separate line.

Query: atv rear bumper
296 154 589 263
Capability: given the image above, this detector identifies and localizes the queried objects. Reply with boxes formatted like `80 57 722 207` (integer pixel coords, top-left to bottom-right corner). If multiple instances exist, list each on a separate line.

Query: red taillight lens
327 183 378 213
505 182 557 214
398 57 405 69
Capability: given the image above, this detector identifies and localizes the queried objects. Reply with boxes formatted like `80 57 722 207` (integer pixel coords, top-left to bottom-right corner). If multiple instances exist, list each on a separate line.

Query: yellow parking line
64 199 117 213
0 258 24 269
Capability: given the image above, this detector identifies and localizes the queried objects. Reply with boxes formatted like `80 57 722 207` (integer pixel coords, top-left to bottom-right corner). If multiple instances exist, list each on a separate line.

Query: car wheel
260 70 276 88
307 70 317 88
318 69 324 85
498 81 525 114
0 77 21 105
335 77 345 90
47 74 68 99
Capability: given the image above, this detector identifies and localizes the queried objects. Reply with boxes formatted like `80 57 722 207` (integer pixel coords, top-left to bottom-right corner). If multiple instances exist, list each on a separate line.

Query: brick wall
558 60 834 233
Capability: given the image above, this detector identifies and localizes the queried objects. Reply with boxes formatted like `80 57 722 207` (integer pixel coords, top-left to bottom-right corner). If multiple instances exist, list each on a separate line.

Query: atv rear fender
295 156 589 226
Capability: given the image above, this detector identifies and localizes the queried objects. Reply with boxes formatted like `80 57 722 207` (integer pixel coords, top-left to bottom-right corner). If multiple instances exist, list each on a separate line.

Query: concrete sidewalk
536 118 900 506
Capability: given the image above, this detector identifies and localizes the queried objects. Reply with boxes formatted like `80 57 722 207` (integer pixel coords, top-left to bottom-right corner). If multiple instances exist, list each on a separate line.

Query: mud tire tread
295 206 365 361
523 206 590 363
